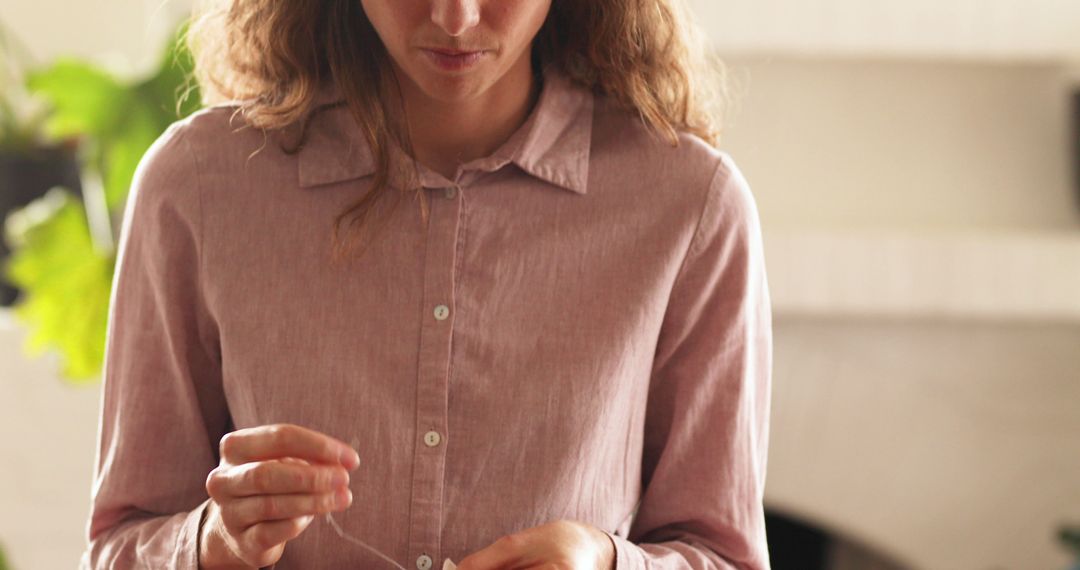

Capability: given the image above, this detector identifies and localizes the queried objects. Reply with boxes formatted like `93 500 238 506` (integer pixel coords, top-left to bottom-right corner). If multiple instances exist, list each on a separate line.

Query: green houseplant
0 20 80 307
2 22 201 382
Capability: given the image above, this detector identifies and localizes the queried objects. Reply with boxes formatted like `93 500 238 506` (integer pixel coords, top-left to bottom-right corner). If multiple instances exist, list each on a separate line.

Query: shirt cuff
602 529 647 570
177 497 213 569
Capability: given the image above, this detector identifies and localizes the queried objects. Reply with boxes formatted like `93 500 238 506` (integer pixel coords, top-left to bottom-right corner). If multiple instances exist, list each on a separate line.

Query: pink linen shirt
80 66 773 569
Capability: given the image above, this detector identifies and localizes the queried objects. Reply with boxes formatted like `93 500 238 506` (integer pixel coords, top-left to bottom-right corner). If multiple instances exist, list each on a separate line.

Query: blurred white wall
3 0 190 76
0 317 100 570
721 56 1078 232
766 318 1080 570
690 0 1080 60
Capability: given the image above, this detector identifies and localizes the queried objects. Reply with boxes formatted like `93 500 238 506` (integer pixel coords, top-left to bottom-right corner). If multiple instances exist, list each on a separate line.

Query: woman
80 0 773 568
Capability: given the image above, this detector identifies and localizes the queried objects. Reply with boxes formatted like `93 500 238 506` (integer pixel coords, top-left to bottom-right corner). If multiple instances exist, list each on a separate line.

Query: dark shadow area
766 510 830 570
766 509 912 570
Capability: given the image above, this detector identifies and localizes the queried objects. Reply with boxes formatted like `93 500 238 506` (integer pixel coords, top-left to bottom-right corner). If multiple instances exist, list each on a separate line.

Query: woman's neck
391 53 540 180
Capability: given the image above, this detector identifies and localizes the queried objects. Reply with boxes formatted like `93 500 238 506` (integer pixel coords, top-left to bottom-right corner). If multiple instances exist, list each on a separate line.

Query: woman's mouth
420 48 487 72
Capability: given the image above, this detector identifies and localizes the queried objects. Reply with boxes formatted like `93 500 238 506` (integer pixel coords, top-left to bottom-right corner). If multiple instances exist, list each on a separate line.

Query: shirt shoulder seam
668 156 726 293
173 123 220 364
175 127 205 297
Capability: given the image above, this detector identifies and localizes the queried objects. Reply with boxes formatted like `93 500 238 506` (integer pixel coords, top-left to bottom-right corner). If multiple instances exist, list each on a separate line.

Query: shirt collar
297 65 592 194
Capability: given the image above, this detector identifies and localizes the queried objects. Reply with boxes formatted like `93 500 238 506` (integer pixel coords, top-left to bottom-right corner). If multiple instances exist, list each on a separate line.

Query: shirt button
423 430 442 447
433 304 450 320
416 554 433 570
444 185 458 199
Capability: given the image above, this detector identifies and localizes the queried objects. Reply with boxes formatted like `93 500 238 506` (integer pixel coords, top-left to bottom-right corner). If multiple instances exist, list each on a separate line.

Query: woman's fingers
278 456 311 466
224 513 313 565
217 459 350 497
221 488 353 531
220 423 361 469
239 515 315 561
206 459 342 500
202 424 361 568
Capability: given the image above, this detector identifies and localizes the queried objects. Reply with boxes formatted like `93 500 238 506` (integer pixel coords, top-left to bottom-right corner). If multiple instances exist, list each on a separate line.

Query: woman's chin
409 67 498 104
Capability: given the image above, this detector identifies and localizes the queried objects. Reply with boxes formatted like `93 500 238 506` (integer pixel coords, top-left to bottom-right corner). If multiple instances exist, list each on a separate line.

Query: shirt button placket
409 181 462 567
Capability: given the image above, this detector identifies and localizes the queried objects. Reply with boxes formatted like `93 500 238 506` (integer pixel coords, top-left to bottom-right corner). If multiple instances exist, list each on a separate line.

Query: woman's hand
455 519 616 570
199 423 361 569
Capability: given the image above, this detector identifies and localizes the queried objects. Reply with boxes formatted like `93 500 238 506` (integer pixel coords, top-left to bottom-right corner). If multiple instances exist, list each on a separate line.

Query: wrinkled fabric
80 66 773 570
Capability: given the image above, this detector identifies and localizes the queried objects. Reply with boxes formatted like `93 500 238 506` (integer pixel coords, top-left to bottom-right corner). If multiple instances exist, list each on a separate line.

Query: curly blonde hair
186 0 728 259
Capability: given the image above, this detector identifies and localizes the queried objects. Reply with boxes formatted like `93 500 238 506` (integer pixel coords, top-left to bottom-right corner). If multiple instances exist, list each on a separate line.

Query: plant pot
0 145 82 306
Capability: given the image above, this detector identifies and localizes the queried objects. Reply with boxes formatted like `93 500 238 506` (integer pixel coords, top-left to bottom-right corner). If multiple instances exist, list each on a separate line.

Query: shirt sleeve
79 120 231 569
603 153 773 570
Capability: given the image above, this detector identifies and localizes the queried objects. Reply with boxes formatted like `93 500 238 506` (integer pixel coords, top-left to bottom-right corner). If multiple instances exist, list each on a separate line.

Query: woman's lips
421 48 486 72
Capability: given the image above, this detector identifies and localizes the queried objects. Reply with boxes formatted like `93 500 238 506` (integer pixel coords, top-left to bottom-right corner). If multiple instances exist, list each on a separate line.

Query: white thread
324 511 409 570
323 436 409 570
324 500 637 570
327 437 639 569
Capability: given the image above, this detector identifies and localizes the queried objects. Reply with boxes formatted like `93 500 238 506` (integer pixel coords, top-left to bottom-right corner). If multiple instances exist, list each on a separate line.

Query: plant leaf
27 60 130 141
139 21 202 121
4 188 113 382
101 100 161 210
5 22 202 383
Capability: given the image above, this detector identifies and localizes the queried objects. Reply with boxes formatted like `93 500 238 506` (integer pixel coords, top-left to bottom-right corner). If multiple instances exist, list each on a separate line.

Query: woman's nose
430 0 481 37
